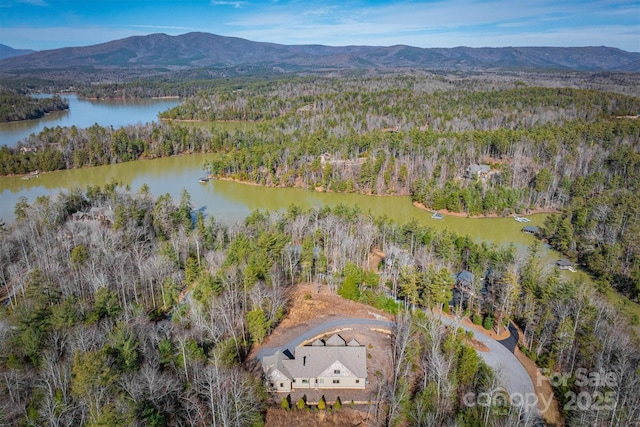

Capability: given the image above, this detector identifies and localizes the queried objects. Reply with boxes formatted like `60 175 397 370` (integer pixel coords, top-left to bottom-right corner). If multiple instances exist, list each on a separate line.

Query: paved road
498 322 519 353
256 317 393 360
257 315 533 398
257 313 539 419
436 315 535 399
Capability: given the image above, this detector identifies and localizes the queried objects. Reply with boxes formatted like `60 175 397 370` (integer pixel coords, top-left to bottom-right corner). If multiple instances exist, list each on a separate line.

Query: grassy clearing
605 288 640 324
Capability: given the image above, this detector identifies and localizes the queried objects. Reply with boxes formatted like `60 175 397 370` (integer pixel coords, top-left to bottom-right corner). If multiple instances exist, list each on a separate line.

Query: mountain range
0 44 36 61
1 32 639 73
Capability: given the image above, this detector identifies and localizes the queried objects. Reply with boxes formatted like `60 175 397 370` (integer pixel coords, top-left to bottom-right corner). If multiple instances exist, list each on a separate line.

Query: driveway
437 315 534 392
433 313 539 420
257 313 539 419
255 317 393 360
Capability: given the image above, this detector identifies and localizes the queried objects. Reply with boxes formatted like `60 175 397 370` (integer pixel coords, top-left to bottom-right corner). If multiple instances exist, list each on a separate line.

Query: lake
0 154 548 250
0 94 546 249
0 93 546 250
0 94 181 147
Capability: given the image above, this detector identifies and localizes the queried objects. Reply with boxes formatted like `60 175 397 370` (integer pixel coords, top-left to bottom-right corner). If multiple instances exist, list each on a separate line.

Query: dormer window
334 369 340 374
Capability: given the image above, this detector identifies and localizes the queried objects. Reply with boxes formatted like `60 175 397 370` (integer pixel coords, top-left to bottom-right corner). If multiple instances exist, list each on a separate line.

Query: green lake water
2 140 637 319
0 153 548 249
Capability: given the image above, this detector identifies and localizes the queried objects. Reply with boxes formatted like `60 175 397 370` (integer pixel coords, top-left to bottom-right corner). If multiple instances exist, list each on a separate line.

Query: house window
269 382 274 388
279 383 284 388
301 379 309 384
293 379 296 383
334 369 341 374
319 379 324 384
333 379 340 384
356 379 360 384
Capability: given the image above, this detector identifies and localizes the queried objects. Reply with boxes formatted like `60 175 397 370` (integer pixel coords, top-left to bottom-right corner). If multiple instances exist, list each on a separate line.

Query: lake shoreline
214 176 410 197
214 176 559 219
1 151 560 222
0 94 181 148
412 201 561 219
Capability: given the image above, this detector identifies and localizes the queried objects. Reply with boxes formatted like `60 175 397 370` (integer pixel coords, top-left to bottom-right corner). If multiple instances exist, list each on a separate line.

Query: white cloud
3 0 638 52
211 0 245 8
220 0 639 51
228 19 639 52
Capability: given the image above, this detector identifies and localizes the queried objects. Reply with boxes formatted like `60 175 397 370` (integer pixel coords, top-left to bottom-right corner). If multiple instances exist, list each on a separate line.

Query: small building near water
556 259 576 272
522 225 540 235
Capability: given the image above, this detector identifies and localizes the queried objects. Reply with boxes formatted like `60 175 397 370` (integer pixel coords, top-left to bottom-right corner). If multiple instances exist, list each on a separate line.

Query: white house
262 334 367 392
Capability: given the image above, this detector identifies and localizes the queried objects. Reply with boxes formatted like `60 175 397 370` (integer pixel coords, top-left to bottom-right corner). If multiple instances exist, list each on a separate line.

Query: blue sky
1 0 639 52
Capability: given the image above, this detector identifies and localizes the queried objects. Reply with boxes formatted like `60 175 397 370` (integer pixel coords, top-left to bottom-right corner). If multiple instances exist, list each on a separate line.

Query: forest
0 185 638 426
1 71 639 426
0 89 69 122
2 73 639 302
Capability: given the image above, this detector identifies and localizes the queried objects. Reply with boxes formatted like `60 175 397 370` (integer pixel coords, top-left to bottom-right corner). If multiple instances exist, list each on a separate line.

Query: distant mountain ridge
0 44 36 60
1 32 638 73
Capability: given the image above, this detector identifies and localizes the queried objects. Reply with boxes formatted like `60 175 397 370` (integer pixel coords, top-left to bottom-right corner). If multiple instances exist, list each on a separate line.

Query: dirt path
511 323 564 426
515 347 564 426
435 313 538 419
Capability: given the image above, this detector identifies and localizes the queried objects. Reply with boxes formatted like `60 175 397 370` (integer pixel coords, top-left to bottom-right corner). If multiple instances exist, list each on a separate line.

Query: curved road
436 315 537 413
257 312 539 419
256 317 393 360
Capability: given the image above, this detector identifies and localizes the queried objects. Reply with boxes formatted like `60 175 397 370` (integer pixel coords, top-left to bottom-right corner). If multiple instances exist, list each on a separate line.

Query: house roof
456 270 474 285
556 259 573 267
468 164 491 174
326 334 346 346
522 225 540 233
263 334 367 381
283 344 367 379
262 351 293 381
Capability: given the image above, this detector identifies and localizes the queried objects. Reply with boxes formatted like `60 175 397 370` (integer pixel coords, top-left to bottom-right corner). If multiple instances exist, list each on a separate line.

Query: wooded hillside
3 74 639 300
0 89 68 122
0 187 638 426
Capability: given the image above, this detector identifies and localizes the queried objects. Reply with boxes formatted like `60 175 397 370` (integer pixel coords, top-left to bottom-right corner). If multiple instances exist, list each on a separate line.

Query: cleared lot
251 284 394 407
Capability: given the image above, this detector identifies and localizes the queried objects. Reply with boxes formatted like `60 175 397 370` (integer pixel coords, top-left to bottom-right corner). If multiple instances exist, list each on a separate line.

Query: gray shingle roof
468 164 491 174
263 334 367 381
283 344 367 379
456 270 474 285
325 334 346 346
262 351 293 380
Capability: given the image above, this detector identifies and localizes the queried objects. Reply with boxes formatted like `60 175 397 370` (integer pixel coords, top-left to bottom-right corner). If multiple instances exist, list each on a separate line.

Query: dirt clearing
254 283 393 352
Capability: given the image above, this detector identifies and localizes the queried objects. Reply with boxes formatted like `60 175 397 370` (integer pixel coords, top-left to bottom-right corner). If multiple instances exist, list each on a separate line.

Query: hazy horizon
1 0 638 53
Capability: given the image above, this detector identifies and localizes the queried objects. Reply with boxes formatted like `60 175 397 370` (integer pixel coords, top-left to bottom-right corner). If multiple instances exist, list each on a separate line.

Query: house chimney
303 356 306 366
